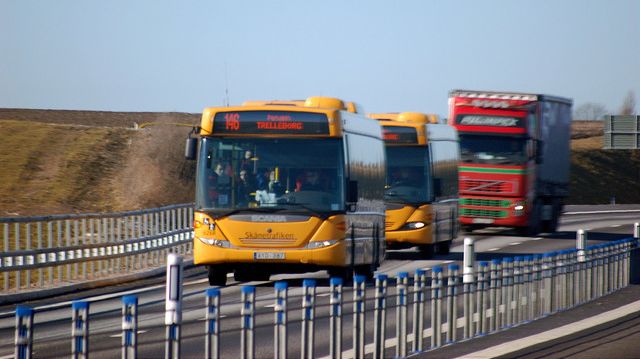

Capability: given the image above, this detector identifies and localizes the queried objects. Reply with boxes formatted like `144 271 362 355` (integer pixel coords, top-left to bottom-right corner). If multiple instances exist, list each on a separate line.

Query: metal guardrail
1 204 194 292
10 228 638 359
603 115 640 149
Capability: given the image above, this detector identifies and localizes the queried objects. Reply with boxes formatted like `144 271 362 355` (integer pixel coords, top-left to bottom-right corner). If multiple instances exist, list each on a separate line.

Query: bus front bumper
193 237 347 267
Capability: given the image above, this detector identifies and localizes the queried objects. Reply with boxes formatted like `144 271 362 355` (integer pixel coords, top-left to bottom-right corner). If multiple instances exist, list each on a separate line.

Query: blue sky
1 0 638 118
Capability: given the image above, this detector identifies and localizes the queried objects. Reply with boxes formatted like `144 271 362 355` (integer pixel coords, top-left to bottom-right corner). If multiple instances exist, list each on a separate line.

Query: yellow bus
187 97 386 285
368 112 460 257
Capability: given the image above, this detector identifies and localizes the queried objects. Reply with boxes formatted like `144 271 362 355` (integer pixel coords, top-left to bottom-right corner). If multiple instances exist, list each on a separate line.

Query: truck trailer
448 90 572 235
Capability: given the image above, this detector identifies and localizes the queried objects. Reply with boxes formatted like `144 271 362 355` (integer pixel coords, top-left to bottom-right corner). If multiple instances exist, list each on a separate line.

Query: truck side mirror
346 180 358 211
185 137 197 160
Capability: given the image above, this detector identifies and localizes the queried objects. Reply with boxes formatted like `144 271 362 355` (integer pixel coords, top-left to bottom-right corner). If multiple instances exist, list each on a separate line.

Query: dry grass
0 111 636 214
0 110 198 216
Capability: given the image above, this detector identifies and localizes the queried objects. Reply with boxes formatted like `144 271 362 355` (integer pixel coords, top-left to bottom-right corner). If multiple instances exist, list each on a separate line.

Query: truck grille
460 179 515 194
460 208 508 218
459 198 511 207
385 221 395 229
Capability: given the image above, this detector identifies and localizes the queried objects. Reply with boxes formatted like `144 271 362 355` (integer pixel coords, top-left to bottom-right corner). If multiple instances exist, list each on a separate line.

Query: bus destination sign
456 115 524 128
382 126 418 144
213 111 330 135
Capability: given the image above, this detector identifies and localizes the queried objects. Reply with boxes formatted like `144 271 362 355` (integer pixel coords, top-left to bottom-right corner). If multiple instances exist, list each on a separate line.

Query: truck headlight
401 222 426 230
514 201 526 216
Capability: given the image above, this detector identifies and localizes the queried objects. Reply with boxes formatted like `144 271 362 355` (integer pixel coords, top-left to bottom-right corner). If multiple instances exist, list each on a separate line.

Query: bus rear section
370 112 460 257
189 97 386 285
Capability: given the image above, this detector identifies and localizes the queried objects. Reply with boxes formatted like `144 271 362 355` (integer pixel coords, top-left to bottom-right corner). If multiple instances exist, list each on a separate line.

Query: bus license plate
254 252 285 260
472 218 494 224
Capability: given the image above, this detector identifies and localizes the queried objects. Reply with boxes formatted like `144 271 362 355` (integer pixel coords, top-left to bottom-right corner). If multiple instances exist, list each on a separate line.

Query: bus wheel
233 270 268 282
208 266 227 286
436 241 451 255
328 266 355 284
418 244 434 258
355 265 375 283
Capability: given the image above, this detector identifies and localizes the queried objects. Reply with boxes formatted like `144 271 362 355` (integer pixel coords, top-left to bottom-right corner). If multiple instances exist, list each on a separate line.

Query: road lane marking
508 242 521 246
487 248 501 251
610 224 622 227
455 299 640 358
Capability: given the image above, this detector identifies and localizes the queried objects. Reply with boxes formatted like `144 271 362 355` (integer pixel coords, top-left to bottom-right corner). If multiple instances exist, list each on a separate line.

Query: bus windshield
459 134 527 165
385 146 432 204
196 137 345 215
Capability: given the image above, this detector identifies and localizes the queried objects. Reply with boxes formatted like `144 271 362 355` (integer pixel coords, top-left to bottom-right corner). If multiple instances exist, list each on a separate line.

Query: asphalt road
1 207 639 358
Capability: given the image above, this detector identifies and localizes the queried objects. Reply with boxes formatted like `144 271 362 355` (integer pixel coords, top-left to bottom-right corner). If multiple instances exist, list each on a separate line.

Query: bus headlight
197 236 230 248
401 222 426 230
514 201 526 216
306 240 338 249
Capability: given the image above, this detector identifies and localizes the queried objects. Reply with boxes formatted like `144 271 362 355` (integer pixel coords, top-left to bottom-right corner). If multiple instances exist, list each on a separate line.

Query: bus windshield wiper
274 203 324 218
200 207 278 218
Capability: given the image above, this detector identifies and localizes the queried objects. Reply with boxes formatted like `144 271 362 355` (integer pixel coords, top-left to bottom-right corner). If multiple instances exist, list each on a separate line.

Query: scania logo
266 228 272 233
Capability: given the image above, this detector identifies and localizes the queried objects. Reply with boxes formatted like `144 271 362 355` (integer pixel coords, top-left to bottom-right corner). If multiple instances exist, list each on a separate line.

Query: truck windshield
385 146 432 204
459 134 527 165
196 137 345 214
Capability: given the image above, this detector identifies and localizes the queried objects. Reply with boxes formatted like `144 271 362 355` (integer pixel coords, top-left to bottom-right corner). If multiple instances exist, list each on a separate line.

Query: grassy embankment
0 109 198 217
0 111 639 216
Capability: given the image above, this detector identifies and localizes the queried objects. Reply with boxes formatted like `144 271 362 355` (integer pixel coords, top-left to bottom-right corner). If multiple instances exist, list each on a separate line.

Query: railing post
353 275 366 359
301 279 317 359
330 277 343 359
240 285 255 359
477 262 488 335
532 254 542 319
14 305 34 359
587 246 596 301
205 288 221 359
489 259 500 332
274 282 288 359
523 256 533 322
502 257 513 327
122 295 138 359
72 300 90 359
412 269 426 353
577 230 587 305
462 237 475 338
395 272 408 358
372 274 386 359
430 266 443 348
542 253 554 315
446 264 459 343
513 257 523 324
165 254 183 359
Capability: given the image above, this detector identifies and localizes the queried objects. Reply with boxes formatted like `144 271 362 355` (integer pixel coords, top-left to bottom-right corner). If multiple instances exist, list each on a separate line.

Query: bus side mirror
185 137 197 160
433 178 442 198
346 180 358 211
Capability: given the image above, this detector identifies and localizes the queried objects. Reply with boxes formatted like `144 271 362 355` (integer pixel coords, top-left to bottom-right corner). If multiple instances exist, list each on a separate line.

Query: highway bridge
1 205 639 358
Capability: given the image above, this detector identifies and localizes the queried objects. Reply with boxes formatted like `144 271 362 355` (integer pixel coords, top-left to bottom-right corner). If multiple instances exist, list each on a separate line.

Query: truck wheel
208 266 227 286
518 201 541 237
418 244 434 258
542 201 560 233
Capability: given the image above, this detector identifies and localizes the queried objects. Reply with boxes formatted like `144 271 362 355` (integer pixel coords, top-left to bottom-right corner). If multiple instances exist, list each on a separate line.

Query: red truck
448 90 573 235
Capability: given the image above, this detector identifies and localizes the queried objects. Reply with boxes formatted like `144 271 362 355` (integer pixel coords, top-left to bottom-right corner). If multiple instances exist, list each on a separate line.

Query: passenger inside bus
236 169 256 206
298 169 324 191
208 162 231 206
